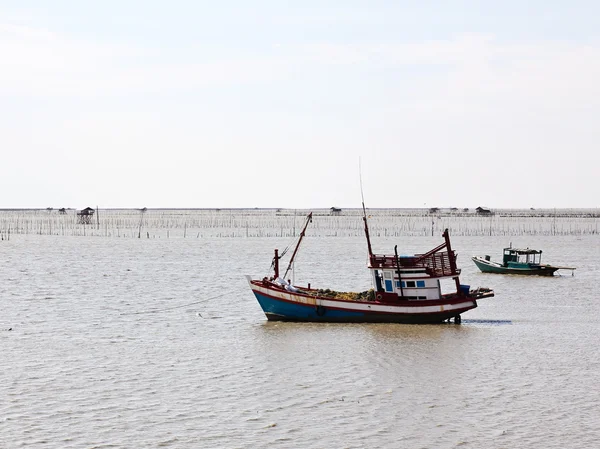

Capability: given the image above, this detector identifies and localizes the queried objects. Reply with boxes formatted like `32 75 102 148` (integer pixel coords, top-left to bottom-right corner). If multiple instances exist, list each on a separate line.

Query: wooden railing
370 251 459 277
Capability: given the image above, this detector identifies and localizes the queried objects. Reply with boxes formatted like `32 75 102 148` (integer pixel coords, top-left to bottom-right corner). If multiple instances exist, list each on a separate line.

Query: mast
273 249 279 279
359 160 374 262
283 212 313 280
394 245 404 297
443 229 462 293
363 204 374 263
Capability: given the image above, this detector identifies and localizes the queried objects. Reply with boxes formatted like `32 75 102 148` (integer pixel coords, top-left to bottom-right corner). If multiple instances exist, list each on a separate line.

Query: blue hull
252 291 469 324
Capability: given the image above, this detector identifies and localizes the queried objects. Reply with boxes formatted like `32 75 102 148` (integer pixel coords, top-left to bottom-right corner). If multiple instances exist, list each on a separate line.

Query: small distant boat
472 246 575 276
246 210 494 324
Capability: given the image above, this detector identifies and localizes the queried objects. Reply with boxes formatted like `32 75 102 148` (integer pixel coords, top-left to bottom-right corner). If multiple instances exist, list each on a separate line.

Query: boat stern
467 286 494 300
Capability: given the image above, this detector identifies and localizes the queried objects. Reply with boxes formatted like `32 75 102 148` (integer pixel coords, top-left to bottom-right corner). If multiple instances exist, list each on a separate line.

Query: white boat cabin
370 267 456 300
364 229 465 302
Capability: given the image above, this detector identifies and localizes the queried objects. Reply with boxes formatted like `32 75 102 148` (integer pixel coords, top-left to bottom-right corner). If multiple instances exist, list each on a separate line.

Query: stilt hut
77 207 95 224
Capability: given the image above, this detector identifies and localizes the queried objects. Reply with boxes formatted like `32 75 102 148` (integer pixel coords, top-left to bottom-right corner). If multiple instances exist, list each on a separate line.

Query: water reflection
463 319 512 325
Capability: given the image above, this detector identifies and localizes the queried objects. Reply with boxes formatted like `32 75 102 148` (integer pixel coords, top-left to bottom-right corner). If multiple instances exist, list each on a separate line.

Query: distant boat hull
248 279 480 324
472 256 558 276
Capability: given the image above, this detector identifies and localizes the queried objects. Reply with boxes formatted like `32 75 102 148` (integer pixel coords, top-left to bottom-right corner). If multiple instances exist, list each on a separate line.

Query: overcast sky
1 1 599 209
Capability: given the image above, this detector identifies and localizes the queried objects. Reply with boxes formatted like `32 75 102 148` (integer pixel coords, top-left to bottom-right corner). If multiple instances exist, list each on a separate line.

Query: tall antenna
359 157 374 259
359 157 366 207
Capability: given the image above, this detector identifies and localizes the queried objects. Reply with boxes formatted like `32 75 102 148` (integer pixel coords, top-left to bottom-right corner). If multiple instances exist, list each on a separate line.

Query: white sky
1 1 599 209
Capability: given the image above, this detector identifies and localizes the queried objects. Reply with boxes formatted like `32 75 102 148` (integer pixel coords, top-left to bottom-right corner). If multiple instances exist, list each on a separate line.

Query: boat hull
472 257 558 276
249 280 477 324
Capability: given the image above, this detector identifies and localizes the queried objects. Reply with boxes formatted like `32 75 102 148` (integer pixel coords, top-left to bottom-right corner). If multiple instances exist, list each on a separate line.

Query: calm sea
1 232 599 448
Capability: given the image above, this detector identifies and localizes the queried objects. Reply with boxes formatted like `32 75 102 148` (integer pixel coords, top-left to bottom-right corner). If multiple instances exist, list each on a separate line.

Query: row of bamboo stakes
1 209 599 239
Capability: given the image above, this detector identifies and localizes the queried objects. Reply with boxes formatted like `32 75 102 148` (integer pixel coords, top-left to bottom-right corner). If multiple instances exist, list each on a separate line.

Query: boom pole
283 212 313 280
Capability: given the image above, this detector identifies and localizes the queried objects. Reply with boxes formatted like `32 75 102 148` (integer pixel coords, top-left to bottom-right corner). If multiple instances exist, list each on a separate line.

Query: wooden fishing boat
472 246 575 276
246 211 493 324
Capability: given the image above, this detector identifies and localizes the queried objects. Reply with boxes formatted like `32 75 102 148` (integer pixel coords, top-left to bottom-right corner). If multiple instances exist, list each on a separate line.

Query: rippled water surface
2 234 599 448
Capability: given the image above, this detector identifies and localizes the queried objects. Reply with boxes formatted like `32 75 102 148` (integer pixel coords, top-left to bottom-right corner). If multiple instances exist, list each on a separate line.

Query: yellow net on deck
314 288 375 302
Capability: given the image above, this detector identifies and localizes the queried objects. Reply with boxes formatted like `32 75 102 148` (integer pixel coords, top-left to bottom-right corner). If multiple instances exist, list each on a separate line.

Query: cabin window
401 281 406 288
396 281 401 288
416 280 425 288
406 281 416 288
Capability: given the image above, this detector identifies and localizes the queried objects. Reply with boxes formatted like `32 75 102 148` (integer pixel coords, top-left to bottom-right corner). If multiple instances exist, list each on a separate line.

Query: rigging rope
268 231 303 274
120 293 227 315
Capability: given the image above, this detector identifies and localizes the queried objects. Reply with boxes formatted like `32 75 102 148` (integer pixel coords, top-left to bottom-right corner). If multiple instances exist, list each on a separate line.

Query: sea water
1 232 599 448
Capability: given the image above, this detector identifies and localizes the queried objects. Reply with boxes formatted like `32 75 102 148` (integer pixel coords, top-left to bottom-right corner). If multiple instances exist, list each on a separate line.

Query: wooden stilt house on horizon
77 207 95 224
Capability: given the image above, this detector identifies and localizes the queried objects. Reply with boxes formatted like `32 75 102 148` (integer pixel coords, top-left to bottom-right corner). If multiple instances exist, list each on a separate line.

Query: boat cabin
367 229 466 302
502 247 542 268
370 266 445 300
